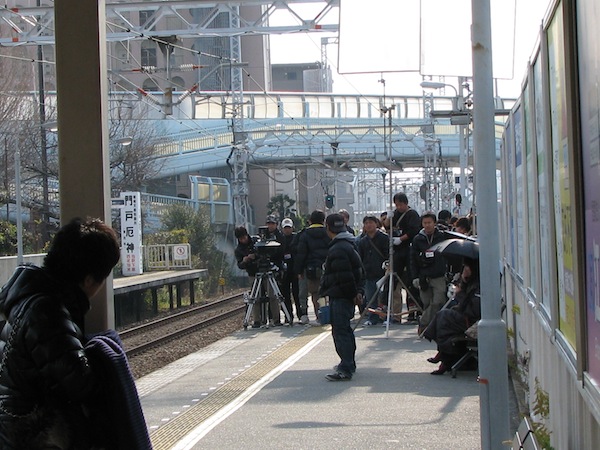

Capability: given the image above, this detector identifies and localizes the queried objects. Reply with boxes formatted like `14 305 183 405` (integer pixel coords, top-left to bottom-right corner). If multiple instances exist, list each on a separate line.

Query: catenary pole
471 1 510 448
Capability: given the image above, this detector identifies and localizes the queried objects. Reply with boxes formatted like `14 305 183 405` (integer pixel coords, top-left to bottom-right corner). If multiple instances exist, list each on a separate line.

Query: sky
269 0 552 99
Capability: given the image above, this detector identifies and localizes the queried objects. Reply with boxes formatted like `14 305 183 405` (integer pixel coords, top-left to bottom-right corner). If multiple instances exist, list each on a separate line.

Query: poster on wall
504 121 516 269
513 107 525 276
534 55 553 314
524 84 540 296
547 8 577 349
577 0 600 383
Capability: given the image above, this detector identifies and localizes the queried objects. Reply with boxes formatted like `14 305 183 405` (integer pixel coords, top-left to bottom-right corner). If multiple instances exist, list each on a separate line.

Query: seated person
423 257 480 375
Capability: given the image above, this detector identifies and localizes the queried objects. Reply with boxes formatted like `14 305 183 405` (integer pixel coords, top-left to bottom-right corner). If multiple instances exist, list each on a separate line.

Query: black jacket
0 265 101 448
319 232 365 300
294 224 331 275
423 279 481 354
410 228 448 279
281 232 296 274
390 207 421 251
357 229 389 280
235 239 259 276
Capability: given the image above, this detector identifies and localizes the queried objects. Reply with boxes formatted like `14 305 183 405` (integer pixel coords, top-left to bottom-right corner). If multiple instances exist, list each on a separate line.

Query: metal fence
144 244 192 270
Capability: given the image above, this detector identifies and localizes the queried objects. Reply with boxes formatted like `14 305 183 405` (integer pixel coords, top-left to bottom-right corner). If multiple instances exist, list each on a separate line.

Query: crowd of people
234 193 479 380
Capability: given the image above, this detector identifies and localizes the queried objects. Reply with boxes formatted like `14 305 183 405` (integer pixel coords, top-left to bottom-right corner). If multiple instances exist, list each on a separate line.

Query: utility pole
37 0 49 242
471 1 510 447
228 6 251 229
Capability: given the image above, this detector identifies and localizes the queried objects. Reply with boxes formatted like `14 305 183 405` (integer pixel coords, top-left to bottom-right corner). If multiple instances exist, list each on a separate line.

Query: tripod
354 261 423 333
243 266 293 330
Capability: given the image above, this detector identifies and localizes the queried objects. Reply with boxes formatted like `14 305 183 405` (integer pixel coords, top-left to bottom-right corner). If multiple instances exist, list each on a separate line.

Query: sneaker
271 321 283 327
333 364 356 374
251 322 260 329
363 320 374 326
300 315 309 325
325 371 352 381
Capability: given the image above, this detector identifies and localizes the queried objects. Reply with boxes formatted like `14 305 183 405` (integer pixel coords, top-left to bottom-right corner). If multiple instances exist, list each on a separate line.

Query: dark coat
410 227 448 279
357 229 389 280
390 207 421 252
281 232 296 276
235 239 258 276
423 279 481 354
294 224 331 275
0 265 101 449
319 231 365 300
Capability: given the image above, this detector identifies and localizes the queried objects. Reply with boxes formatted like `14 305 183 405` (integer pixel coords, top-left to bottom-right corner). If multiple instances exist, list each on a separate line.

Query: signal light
325 195 335 209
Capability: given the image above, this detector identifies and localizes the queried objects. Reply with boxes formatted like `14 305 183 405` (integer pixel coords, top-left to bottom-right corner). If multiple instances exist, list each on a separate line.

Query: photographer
235 226 263 328
410 212 448 334
382 192 421 322
235 226 258 277
261 215 286 325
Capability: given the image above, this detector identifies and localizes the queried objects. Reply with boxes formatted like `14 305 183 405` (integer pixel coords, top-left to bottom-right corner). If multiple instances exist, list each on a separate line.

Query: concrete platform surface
138 319 489 450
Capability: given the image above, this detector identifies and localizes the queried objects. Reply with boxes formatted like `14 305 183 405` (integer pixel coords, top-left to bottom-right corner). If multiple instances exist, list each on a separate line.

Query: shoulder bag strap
394 210 409 230
368 235 387 260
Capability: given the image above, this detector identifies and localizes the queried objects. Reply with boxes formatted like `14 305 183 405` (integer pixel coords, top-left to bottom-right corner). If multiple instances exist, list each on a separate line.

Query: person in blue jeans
320 213 365 381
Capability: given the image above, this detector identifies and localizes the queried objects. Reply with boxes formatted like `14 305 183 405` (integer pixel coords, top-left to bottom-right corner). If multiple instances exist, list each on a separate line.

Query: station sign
119 191 143 276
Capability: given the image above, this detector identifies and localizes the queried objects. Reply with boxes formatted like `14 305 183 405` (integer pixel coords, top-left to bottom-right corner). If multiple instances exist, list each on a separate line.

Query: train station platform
136 314 517 450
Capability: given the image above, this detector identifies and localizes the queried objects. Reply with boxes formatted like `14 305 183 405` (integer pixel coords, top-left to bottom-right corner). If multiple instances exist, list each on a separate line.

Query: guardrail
145 244 192 270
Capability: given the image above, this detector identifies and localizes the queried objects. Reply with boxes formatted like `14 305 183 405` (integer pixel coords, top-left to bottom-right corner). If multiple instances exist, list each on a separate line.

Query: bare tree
108 103 165 194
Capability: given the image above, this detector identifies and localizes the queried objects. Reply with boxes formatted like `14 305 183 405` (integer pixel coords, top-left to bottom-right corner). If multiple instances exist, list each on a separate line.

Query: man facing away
320 213 365 381
294 210 331 324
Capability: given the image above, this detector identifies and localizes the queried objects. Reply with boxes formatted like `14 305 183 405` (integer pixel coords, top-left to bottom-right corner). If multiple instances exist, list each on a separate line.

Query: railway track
122 292 246 358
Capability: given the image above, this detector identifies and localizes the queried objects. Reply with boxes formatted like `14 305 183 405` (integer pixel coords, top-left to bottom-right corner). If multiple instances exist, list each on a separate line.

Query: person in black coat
234 226 258 277
357 215 389 324
423 258 481 375
280 218 301 322
383 192 422 320
294 210 331 324
410 212 448 333
320 214 365 381
0 218 123 449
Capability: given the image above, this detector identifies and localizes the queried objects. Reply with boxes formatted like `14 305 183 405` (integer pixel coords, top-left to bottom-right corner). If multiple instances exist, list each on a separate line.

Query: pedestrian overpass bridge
126 91 511 177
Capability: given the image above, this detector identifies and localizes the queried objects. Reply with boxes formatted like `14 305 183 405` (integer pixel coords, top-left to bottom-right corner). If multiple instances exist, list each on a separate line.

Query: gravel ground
126 313 244 379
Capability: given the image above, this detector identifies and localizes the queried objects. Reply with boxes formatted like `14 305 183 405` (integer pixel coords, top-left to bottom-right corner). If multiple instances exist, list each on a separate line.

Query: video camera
251 226 282 271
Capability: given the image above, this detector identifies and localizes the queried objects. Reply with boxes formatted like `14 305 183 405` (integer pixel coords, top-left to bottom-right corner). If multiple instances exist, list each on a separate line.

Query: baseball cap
266 215 278 224
326 213 346 233
281 218 294 228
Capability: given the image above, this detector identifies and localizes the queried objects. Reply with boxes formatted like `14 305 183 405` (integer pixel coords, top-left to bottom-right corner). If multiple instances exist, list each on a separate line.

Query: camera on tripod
243 226 292 329
251 226 282 272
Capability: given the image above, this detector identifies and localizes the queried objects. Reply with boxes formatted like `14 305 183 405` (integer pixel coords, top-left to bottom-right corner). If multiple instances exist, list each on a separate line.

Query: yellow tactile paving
150 325 328 450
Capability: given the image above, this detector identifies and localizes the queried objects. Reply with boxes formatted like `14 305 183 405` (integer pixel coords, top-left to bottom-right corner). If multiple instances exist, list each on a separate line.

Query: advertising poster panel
547 8 577 348
533 55 553 315
577 0 600 382
513 107 525 277
504 121 516 269
524 84 540 295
